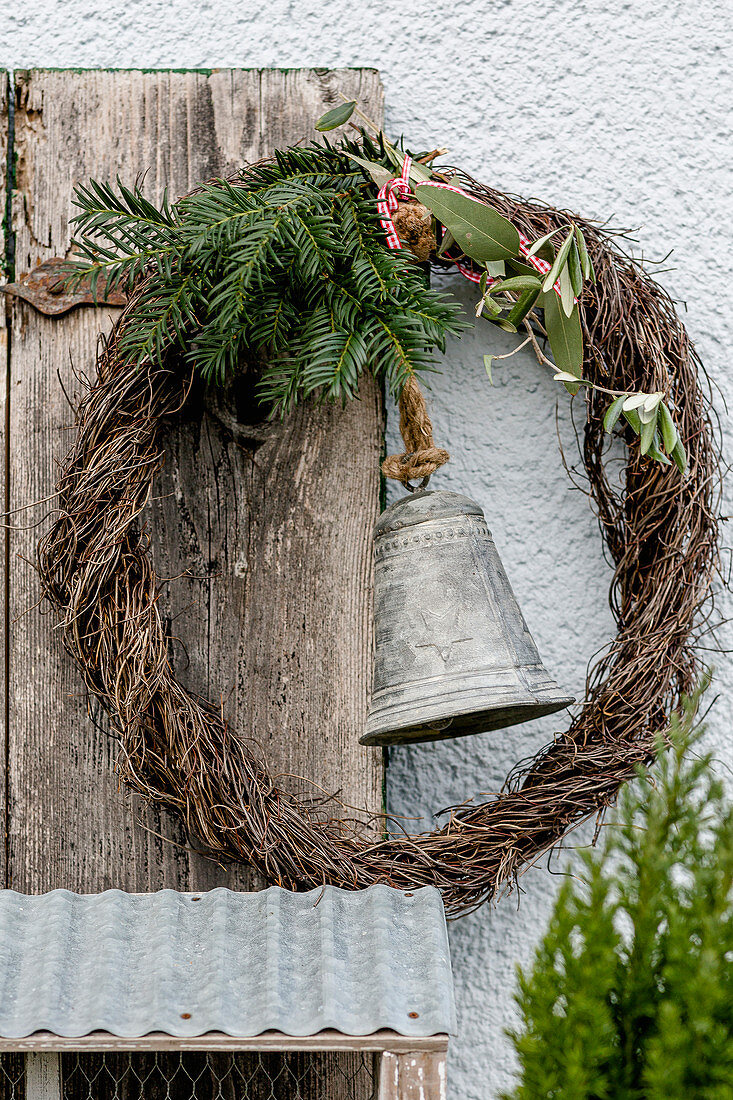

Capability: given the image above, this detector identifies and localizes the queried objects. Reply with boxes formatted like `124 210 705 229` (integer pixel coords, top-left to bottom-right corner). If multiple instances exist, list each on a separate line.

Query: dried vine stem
36 173 721 917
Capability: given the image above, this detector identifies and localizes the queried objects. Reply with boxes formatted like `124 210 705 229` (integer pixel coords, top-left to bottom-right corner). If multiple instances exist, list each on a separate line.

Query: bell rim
360 694 575 747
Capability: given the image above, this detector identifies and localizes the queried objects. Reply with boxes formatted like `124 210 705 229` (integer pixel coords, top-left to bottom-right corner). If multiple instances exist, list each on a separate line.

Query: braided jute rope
381 375 450 485
36 169 721 917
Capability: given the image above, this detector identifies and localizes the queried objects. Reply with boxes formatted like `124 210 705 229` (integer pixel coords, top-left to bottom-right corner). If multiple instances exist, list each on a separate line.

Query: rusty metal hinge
0 257 127 317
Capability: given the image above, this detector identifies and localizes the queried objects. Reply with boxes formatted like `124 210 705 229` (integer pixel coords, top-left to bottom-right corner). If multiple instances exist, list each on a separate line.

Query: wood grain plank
0 72 8 889
0 1034 448 1054
378 1052 448 1100
7 68 383 898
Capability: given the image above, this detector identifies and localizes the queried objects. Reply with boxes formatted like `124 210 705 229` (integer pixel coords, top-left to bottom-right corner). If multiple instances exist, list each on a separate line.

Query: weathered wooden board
378 1052 448 1100
6 68 384 898
0 1034 448 1054
0 72 8 886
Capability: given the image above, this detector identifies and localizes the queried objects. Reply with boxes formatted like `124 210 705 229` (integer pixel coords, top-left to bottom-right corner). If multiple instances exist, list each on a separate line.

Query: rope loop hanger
381 375 450 489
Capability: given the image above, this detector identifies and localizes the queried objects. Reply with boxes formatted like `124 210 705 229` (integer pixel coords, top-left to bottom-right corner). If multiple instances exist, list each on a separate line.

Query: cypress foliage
504 685 733 1100
68 136 466 415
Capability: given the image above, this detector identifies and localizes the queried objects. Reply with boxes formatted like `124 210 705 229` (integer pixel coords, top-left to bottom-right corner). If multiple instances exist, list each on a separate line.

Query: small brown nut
390 200 436 263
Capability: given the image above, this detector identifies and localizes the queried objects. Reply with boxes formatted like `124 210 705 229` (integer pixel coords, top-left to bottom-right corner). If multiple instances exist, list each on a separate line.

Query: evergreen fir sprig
68 139 466 415
504 677 733 1100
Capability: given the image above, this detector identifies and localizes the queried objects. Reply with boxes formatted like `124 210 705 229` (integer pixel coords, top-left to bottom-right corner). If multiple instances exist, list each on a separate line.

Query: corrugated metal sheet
0 885 455 1039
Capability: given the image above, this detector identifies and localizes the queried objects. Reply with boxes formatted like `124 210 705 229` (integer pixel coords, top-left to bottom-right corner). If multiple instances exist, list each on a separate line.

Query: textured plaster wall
2 2 732 1096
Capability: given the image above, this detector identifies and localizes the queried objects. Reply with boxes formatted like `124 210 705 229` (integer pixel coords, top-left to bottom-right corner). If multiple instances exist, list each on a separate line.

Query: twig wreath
35 104 721 916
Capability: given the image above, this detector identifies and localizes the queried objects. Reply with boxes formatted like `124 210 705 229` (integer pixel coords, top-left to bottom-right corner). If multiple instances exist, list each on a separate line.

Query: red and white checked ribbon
376 154 415 249
376 154 562 295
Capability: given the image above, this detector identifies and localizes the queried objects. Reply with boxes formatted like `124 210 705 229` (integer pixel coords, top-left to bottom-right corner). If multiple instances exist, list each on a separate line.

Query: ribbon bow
377 154 563 296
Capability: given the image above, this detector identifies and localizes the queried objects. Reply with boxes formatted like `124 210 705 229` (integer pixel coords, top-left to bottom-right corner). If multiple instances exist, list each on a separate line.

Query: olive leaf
477 292 502 320
415 184 520 262
574 225 595 283
603 394 628 432
623 408 642 435
345 153 394 189
648 435 673 465
484 354 494 385
554 371 584 383
485 260 506 277
383 142 404 172
486 274 543 329
506 285 542 327
526 226 565 258
315 101 357 131
638 392 663 424
482 294 503 317
542 290 583 393
567 237 583 298
382 141 434 184
672 438 688 473
437 228 456 257
559 264 575 318
622 393 648 411
489 275 542 295
542 231 575 293
640 408 658 454
507 257 543 278
480 275 542 331
659 401 679 453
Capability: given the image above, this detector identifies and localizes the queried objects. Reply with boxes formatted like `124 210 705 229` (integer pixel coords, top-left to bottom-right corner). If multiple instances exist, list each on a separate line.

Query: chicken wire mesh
0 1051 378 1100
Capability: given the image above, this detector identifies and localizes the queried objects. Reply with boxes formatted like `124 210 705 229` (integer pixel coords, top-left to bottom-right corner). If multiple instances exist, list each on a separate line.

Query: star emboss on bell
414 606 473 663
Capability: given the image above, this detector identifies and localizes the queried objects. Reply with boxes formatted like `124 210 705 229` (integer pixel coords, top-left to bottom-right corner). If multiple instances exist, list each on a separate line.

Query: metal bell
361 490 574 746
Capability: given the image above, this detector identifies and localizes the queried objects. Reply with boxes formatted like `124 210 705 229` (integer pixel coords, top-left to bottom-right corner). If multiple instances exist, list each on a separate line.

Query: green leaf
315 101 357 131
574 224 595 282
659 402 679 453
481 294 503 318
672 438 688 473
345 153 394 189
647 434 673 465
567 238 583 298
554 371 583 383
415 184 520 262
559 264 575 318
542 231 575 293
623 393 648 411
382 141 404 172
622 408 642 435
526 226 566 258
639 392 663 423
382 141 434 184
603 394 627 432
484 354 494 385
407 160 434 185
491 317 518 333
506 285 542 328
484 260 506 277
437 228 456 257
640 408 658 454
490 274 542 295
542 291 583 392
507 257 542 278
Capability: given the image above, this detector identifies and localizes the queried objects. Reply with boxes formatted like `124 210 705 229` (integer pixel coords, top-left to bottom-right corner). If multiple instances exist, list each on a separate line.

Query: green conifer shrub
504 688 733 1100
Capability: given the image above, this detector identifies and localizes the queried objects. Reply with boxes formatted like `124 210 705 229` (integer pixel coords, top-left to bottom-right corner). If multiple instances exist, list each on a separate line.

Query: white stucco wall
2 2 732 1096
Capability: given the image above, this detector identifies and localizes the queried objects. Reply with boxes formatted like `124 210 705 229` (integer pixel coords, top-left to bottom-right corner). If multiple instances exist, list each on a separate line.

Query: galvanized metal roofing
0 885 455 1039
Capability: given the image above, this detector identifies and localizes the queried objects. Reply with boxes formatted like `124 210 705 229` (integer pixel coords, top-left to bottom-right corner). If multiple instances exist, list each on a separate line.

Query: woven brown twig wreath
36 171 721 917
